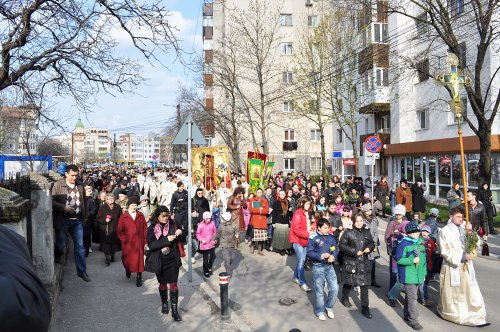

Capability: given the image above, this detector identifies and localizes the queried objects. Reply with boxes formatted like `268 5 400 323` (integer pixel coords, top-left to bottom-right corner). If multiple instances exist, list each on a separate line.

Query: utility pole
113 133 116 165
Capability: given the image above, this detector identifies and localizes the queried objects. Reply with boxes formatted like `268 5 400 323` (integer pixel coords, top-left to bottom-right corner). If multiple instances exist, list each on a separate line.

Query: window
336 129 343 143
449 0 465 16
283 101 294 112
310 157 322 170
416 59 429 82
280 14 292 26
373 23 388 43
361 71 372 93
284 158 295 170
417 109 428 130
281 42 293 55
284 129 295 141
415 12 429 36
375 68 389 86
282 71 293 84
459 42 466 68
310 129 321 141
308 15 318 27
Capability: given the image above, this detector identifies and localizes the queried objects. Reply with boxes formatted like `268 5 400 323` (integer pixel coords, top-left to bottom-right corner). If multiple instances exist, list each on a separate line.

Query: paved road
52 217 499 332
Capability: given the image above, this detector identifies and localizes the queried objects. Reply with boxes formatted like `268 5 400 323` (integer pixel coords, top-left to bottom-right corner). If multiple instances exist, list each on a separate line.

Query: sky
54 0 203 136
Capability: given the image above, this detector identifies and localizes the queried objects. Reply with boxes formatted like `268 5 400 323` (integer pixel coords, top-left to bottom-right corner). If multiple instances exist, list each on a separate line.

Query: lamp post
436 53 471 223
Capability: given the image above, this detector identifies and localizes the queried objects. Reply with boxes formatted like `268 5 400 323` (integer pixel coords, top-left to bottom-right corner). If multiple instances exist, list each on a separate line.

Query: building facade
0 105 40 156
385 1 500 201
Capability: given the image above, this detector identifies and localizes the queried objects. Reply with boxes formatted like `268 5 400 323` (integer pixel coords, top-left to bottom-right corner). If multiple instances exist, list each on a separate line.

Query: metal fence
0 172 32 256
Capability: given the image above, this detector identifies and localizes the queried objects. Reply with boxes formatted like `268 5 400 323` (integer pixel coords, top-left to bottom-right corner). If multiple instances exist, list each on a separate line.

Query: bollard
219 272 230 320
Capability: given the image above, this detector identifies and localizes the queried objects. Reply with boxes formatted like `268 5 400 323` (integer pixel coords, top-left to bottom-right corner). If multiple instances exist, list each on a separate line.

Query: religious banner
261 160 275 189
205 154 215 191
247 151 267 194
192 146 231 190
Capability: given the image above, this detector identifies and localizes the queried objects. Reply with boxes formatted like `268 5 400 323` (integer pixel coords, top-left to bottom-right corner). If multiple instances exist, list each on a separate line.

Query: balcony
359 101 390 114
203 3 213 16
283 141 298 151
358 44 389 74
203 74 213 86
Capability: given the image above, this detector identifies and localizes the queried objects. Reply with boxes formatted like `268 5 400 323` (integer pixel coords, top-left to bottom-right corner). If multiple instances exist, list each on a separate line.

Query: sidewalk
51 246 240 332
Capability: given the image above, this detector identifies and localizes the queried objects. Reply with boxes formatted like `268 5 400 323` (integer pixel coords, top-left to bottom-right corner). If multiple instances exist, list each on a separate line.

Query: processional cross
435 53 471 222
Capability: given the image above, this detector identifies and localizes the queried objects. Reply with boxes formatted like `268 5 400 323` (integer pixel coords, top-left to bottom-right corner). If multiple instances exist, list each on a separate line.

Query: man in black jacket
466 191 489 241
0 225 51 332
170 181 189 233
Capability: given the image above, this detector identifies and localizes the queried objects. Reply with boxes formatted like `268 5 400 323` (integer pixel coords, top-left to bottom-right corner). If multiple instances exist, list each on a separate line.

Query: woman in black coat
95 193 122 265
271 189 292 254
478 182 497 235
146 206 186 321
339 213 375 319
411 177 426 217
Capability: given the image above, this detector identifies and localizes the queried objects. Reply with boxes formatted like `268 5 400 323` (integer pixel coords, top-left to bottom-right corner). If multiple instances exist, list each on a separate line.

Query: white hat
394 204 406 215
221 211 232 221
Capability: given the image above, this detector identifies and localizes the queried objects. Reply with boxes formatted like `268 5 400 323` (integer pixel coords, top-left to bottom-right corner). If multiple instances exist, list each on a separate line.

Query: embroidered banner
192 146 231 190
247 151 267 194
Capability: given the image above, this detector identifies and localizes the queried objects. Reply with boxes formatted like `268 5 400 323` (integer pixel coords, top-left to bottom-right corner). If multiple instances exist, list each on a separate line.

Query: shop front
385 135 500 202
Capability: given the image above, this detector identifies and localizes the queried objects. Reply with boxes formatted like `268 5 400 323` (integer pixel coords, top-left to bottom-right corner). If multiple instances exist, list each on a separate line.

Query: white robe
437 223 487 326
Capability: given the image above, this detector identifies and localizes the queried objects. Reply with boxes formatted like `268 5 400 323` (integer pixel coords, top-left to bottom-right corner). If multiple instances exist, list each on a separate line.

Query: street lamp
436 53 471 223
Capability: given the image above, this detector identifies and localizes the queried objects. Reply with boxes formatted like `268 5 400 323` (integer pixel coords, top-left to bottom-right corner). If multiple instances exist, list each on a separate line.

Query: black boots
341 297 352 308
105 254 111 266
110 253 115 262
159 290 169 314
362 306 372 319
125 271 131 279
136 273 143 287
170 290 182 321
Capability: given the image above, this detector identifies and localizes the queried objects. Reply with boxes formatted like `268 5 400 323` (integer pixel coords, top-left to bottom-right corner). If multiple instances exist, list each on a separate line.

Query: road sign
343 158 356 166
172 114 207 145
364 156 376 165
365 136 382 153
366 152 380 159
332 151 342 159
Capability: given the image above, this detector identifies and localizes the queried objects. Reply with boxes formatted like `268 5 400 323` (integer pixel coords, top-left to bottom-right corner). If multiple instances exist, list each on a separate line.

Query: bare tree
0 0 182 113
37 137 70 158
292 10 340 178
321 6 363 175
224 0 283 155
389 0 500 184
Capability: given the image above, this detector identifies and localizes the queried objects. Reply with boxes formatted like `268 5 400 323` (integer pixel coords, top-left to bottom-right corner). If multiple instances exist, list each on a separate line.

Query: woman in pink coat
117 196 148 287
196 211 217 277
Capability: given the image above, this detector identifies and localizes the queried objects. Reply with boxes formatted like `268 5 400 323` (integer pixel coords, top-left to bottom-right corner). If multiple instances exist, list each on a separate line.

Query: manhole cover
279 297 297 306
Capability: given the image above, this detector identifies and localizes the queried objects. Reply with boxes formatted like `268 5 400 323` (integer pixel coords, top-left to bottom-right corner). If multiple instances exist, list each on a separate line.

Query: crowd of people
48 164 495 329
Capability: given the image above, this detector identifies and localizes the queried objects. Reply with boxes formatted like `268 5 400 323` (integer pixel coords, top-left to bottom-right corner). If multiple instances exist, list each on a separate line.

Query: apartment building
84 128 112 162
204 0 335 175
385 0 500 200
0 105 40 156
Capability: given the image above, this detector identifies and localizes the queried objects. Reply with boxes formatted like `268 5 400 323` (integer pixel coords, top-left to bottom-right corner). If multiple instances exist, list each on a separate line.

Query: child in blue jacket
307 218 339 321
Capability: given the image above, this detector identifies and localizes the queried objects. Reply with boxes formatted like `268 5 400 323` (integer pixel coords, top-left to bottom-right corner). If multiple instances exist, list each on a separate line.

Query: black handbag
492 204 497 217
145 249 161 274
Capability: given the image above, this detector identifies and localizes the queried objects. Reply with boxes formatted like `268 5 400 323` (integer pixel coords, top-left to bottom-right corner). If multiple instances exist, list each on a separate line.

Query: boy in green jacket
395 221 427 331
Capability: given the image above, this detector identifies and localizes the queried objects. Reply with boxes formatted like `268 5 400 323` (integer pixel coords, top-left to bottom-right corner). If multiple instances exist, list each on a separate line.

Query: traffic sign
366 152 380 159
364 156 376 166
172 114 207 145
332 151 342 159
365 136 382 153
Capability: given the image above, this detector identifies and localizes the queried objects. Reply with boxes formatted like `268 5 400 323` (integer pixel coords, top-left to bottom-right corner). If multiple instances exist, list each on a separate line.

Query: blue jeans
293 243 307 286
267 224 273 239
312 264 338 316
56 218 87 275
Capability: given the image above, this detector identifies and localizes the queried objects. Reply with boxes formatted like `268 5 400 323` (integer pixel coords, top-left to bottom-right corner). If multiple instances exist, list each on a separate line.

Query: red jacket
423 237 436 272
288 208 310 247
117 211 147 273
248 196 269 229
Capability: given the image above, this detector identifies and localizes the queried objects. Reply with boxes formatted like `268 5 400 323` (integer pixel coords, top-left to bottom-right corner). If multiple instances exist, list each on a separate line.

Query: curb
180 259 252 332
